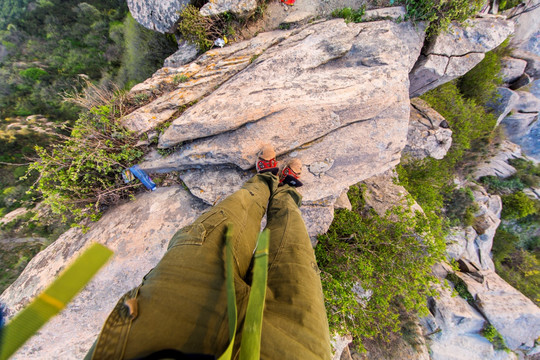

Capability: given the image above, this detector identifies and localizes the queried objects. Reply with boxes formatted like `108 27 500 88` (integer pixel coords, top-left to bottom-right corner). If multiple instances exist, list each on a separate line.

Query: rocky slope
1 6 533 360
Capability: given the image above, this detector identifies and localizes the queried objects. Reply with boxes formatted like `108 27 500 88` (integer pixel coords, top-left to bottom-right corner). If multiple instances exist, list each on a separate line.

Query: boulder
501 112 538 140
473 140 522 180
127 0 189 33
500 57 527 83
445 226 481 268
200 0 258 17
163 41 199 68
458 271 540 350
123 29 294 133
403 98 453 160
509 72 532 90
510 49 540 79
0 186 208 359
138 20 426 212
363 6 406 21
513 90 540 113
409 16 514 97
421 284 517 360
486 87 519 126
361 169 424 217
507 0 540 51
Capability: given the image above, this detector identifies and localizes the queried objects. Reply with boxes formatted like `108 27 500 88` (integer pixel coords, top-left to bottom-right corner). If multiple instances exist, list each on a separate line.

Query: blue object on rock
129 165 156 191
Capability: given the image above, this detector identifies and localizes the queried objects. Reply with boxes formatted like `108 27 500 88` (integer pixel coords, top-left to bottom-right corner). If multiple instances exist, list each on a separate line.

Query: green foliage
457 40 510 107
0 240 44 294
499 0 524 10
421 81 497 162
178 5 216 52
444 187 478 226
481 324 510 352
446 272 474 304
315 185 445 350
27 104 144 224
405 0 483 37
331 6 366 23
501 191 537 220
479 175 525 193
173 74 189 85
493 226 540 305
19 67 48 81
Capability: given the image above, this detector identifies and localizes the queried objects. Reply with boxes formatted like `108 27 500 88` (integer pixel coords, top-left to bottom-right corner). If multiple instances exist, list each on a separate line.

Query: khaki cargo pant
86 173 331 359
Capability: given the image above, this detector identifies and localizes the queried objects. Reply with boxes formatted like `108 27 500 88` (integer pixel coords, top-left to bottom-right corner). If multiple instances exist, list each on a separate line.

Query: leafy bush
405 0 484 37
481 324 510 352
446 272 474 304
315 185 445 350
444 187 478 226
177 5 220 52
501 191 537 220
479 175 525 193
421 81 497 162
331 6 366 23
457 40 510 107
27 104 144 224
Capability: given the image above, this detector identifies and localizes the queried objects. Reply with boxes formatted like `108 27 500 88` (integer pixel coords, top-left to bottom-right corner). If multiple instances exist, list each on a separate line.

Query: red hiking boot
256 144 279 175
280 159 303 187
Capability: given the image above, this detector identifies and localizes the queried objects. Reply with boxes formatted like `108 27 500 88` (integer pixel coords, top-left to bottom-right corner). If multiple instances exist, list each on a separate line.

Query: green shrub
479 175 525 193
405 0 484 37
446 272 474 304
19 67 48 81
501 191 537 220
27 104 144 224
177 5 217 52
444 187 478 226
457 40 509 107
315 185 445 350
481 324 510 352
331 6 366 23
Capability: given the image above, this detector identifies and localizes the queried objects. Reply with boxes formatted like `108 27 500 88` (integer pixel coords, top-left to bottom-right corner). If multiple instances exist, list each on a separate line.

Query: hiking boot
280 159 303 187
256 144 279 175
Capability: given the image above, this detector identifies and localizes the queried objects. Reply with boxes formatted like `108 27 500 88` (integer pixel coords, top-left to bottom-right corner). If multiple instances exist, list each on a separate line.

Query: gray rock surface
0 186 207 359
486 87 519 126
422 283 518 360
444 184 501 271
514 90 540 113
138 19 425 210
200 0 258 17
510 49 540 79
163 41 199 68
507 0 540 51
509 72 532 90
127 0 188 33
403 98 453 160
500 57 527 83
459 270 540 350
409 16 514 97
123 29 292 133
363 6 406 21
501 113 540 161
473 140 522 179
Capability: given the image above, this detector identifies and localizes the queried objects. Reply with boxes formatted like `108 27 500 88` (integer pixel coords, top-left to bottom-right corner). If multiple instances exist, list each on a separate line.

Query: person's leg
260 184 332 359
88 172 279 359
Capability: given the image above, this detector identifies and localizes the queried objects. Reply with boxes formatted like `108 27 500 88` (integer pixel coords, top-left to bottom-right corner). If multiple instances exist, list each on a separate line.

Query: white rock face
513 90 540 113
0 187 207 359
473 140 522 180
200 0 258 17
500 57 527 83
487 87 520 126
422 284 517 360
403 98 452 160
459 271 540 350
409 16 514 97
127 0 189 33
136 20 425 213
